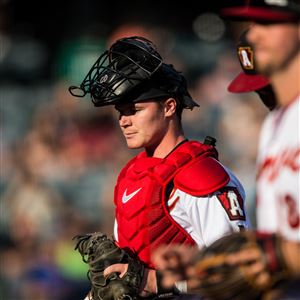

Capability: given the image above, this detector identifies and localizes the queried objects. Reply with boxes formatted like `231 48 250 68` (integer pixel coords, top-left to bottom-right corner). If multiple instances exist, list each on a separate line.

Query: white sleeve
168 188 249 248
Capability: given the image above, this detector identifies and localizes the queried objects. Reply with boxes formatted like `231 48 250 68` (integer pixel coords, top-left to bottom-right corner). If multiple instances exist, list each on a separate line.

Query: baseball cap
122 63 199 109
221 0 300 22
227 30 270 93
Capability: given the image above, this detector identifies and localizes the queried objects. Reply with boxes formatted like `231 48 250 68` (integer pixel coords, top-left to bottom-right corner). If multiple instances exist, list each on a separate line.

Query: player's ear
164 97 177 117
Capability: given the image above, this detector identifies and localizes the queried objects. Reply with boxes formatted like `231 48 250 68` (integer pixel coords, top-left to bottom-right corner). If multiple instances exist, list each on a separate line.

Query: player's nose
119 114 132 127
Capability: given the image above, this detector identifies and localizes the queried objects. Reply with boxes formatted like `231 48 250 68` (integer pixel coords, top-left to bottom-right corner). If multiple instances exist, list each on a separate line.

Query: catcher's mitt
73 232 145 300
193 231 289 300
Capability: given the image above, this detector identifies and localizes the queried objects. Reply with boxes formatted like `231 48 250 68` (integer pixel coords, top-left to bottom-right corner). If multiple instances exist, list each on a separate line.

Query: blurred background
0 0 269 299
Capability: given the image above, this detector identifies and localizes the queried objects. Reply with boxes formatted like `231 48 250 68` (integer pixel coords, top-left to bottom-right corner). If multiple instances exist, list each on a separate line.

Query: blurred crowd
0 2 268 299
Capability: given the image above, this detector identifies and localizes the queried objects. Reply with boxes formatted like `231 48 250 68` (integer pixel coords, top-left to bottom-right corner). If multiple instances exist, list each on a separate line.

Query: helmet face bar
69 36 163 107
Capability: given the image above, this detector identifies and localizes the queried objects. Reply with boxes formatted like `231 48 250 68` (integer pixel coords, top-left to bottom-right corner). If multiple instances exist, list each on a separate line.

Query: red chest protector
114 141 225 268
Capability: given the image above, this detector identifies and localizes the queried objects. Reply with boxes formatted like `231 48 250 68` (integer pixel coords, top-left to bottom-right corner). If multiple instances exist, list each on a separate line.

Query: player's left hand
152 244 201 291
73 232 145 300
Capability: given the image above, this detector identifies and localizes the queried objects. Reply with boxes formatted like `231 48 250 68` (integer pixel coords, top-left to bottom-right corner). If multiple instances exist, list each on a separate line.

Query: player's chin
125 140 143 149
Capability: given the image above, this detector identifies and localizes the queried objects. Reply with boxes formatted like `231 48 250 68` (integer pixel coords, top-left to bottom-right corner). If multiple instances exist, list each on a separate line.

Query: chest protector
114 141 221 268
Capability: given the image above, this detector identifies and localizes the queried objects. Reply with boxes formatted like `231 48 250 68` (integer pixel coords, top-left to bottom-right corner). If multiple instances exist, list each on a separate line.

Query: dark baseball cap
227 30 270 93
122 63 199 109
221 0 300 22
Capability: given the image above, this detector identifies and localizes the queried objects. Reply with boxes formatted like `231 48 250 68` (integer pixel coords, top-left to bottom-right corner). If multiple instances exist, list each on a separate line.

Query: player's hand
104 263 129 278
104 264 157 297
74 232 145 300
152 244 201 291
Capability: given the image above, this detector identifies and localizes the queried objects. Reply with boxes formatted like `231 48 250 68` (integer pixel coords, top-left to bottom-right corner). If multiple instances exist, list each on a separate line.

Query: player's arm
171 156 249 246
159 157 249 292
174 188 248 245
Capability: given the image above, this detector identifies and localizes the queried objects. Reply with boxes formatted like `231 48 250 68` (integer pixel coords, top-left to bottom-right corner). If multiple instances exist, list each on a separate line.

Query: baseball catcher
69 35 250 298
73 232 145 300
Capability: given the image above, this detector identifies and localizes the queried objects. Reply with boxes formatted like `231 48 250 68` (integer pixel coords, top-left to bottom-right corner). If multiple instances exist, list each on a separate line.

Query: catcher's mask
69 36 199 109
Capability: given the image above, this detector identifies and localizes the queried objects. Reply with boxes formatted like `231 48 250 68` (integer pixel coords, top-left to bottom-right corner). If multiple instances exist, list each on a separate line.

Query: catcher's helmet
69 36 198 109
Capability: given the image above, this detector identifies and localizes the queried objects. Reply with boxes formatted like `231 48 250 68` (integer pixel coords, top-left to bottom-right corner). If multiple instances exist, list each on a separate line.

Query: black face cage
69 36 163 107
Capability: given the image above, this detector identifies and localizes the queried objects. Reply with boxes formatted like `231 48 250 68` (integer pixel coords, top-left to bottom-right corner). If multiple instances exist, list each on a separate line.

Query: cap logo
264 0 288 7
238 47 254 70
99 74 108 83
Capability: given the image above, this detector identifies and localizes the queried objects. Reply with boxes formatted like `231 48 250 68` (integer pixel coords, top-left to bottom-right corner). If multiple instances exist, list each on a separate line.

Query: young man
225 4 300 297
69 36 250 297
222 0 300 242
154 1 300 299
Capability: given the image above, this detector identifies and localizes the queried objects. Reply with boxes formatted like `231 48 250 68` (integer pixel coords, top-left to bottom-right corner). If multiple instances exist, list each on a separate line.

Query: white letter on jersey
228 191 244 217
